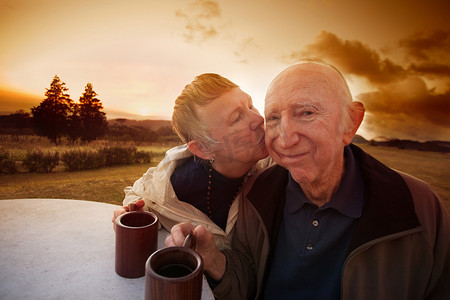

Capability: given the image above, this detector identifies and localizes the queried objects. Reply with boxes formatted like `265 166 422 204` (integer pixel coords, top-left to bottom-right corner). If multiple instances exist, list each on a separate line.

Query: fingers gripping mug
115 211 159 278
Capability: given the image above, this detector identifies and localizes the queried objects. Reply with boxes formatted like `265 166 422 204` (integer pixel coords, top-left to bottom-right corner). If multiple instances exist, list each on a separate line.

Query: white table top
0 199 214 300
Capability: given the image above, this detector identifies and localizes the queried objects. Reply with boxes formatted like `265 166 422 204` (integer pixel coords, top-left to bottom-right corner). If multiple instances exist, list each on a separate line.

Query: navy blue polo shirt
264 146 365 299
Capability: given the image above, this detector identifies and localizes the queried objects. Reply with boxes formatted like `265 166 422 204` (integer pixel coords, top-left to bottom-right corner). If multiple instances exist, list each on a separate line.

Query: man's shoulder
247 165 288 205
398 171 445 212
350 144 438 203
253 164 288 187
245 164 288 236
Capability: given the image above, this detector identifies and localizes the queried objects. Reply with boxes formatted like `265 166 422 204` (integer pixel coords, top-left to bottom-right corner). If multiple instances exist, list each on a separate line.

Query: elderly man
167 60 450 299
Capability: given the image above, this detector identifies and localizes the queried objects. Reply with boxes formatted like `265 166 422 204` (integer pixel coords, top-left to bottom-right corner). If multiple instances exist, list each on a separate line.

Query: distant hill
368 139 450 153
352 135 449 153
107 118 172 131
352 134 368 144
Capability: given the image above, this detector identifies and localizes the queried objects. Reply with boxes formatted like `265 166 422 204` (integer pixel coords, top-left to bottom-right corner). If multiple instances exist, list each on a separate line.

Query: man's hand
165 222 226 281
112 199 145 230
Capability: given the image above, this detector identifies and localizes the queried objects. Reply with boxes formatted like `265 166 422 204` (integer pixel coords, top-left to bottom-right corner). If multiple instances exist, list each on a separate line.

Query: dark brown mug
115 211 158 278
145 245 204 300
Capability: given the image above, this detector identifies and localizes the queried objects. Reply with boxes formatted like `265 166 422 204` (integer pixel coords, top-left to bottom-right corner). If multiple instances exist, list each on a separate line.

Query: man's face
264 65 347 186
195 87 268 170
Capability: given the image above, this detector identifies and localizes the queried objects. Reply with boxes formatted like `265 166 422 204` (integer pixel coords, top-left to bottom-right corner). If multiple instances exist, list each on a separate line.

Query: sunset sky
1 0 449 141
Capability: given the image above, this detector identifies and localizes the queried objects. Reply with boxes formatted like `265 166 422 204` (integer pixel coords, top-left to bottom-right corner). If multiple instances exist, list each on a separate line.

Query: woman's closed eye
231 112 243 124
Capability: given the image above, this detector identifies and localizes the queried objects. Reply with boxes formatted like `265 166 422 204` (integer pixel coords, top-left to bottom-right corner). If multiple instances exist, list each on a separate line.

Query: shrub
23 150 59 173
98 146 137 166
135 150 152 164
0 147 18 174
60 147 152 171
61 149 104 171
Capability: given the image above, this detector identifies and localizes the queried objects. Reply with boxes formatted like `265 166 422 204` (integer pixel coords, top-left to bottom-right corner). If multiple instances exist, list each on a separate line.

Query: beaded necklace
205 165 244 221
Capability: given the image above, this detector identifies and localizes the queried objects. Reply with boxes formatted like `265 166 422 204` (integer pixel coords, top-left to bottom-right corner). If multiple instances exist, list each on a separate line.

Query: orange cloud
233 38 262 64
175 0 222 43
174 0 258 65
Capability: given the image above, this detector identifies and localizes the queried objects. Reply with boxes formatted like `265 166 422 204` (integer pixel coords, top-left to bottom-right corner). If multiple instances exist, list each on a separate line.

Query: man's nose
278 117 299 147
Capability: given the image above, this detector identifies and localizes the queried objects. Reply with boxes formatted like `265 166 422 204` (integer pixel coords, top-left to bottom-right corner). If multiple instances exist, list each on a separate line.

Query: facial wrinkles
266 102 326 166
277 112 296 149
264 64 350 192
209 99 264 157
200 90 248 129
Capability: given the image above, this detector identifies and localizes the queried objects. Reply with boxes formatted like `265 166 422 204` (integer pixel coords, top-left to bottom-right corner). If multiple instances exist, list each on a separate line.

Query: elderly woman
112 73 270 249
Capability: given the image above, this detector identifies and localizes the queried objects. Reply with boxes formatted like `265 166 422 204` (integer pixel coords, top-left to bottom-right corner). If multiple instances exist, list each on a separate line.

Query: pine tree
78 83 107 141
31 75 75 144
67 101 82 142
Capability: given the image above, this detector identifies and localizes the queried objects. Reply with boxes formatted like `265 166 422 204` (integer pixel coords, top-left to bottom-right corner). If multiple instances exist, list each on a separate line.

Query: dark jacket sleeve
401 172 450 299
212 165 288 300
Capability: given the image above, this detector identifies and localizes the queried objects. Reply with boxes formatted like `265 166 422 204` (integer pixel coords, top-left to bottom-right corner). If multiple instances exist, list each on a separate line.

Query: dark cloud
358 77 450 129
175 0 222 43
400 30 450 80
285 31 406 85
360 111 450 142
408 63 450 78
284 30 450 141
399 30 450 61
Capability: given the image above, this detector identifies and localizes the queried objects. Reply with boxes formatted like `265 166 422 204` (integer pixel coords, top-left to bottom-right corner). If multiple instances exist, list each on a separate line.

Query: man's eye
265 115 279 122
297 109 315 119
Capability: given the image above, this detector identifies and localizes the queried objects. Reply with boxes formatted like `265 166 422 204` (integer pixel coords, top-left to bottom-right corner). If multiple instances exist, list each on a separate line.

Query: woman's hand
111 199 145 230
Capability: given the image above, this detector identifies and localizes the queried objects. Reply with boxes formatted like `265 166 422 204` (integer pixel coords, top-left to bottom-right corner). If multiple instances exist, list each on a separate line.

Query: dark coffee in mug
157 263 194 278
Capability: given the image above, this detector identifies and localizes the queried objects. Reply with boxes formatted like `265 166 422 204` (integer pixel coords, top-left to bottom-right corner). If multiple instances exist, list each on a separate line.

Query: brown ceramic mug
115 211 158 278
145 237 203 300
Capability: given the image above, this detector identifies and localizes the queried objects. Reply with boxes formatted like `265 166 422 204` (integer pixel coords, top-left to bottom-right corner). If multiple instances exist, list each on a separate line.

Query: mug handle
183 234 196 250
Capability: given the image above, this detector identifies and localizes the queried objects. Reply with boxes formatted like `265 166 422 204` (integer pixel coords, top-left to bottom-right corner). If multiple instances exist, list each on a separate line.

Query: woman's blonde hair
171 73 238 149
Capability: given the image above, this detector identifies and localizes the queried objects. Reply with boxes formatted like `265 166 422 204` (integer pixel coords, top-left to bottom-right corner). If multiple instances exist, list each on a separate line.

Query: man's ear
343 101 365 145
187 140 212 161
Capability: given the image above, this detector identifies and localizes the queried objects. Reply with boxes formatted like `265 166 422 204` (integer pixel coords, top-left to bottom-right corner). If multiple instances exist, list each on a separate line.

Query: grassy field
0 134 173 162
1 142 449 213
358 144 449 213
0 163 158 205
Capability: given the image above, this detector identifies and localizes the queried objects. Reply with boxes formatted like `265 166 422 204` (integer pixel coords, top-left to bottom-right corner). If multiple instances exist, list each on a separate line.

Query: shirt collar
285 174 308 214
285 146 365 219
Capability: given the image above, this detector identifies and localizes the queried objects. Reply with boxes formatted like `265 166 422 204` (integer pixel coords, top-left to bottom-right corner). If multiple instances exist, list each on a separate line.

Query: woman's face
194 87 268 177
